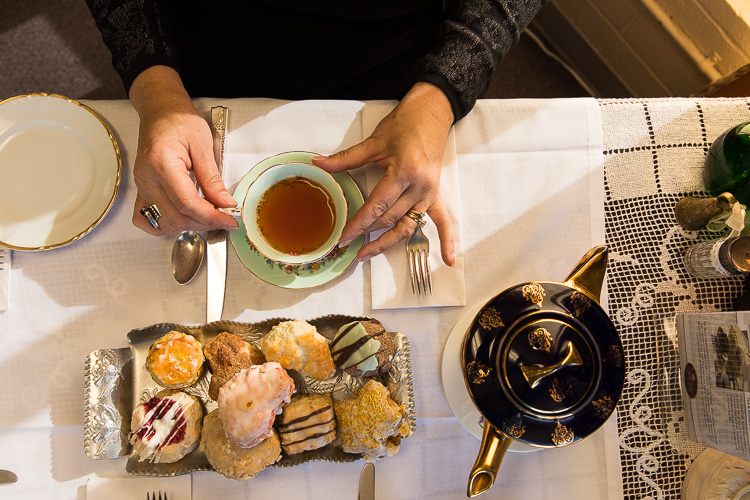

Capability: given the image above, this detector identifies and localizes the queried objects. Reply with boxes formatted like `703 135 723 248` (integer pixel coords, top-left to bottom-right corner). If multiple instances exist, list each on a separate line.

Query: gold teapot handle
563 245 608 303
467 423 512 497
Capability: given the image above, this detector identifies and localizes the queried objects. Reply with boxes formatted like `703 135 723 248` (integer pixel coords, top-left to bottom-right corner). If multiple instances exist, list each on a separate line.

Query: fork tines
147 492 167 500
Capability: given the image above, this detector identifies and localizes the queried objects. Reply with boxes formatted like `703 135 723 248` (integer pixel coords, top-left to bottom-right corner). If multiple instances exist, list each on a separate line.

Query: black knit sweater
86 0 546 120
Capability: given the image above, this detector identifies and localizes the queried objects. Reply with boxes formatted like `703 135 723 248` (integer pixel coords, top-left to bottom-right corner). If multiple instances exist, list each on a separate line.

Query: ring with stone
140 204 161 229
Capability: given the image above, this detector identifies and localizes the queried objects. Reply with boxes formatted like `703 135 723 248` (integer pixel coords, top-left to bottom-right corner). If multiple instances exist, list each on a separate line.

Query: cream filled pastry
146 331 205 389
218 362 295 448
129 390 203 463
330 319 395 377
276 393 336 455
259 320 336 380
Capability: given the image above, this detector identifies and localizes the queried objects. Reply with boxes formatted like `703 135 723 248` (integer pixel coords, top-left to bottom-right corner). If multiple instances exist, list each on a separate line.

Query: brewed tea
256 176 336 256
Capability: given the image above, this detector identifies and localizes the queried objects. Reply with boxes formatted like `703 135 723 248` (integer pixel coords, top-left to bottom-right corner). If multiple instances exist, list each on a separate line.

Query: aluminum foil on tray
83 315 416 476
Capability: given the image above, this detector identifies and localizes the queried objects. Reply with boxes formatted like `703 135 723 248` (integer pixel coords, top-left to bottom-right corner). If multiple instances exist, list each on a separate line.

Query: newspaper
677 311 750 461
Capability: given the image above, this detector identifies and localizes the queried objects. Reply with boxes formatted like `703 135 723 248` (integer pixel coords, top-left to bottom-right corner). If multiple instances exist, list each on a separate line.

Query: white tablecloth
0 97 622 499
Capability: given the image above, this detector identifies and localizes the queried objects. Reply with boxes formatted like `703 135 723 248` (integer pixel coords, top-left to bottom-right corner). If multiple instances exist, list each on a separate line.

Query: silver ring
140 204 161 229
406 209 426 228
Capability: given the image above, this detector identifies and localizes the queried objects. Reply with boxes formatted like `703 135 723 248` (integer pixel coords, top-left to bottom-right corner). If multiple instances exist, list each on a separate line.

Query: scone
330 319 395 377
334 379 410 461
146 331 205 389
129 390 203 463
276 393 336 455
201 409 282 480
204 332 266 400
259 320 336 380
218 362 295 448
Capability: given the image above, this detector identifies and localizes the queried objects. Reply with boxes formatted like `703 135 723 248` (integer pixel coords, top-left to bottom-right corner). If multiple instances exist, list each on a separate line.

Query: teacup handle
218 207 243 220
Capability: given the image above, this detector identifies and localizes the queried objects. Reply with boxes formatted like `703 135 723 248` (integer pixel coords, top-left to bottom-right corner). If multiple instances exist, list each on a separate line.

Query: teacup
236 162 347 264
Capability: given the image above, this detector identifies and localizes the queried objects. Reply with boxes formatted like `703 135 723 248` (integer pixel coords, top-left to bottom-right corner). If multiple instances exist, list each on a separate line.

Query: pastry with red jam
146 331 205 389
129 390 203 463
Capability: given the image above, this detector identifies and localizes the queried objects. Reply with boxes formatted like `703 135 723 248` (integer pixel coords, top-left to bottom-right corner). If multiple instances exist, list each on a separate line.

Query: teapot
462 246 625 497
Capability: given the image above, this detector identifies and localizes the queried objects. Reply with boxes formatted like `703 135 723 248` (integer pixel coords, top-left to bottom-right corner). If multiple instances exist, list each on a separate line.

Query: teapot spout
563 245 608 303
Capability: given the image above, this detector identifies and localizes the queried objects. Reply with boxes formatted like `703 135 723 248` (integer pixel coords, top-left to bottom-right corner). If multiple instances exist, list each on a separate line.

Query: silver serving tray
83 315 416 476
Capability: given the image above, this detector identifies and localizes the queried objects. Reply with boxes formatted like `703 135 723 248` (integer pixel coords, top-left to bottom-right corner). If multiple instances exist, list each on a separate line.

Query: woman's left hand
313 82 456 266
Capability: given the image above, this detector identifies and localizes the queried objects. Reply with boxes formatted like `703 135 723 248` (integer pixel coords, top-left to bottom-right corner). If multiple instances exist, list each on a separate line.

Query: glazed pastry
201 409 282 480
146 331 205 389
129 390 203 463
334 379 410 461
276 393 336 455
330 319 395 377
218 362 295 448
204 332 266 400
259 320 336 380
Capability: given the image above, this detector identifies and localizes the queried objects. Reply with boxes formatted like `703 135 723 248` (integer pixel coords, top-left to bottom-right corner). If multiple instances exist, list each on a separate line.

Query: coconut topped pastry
259 319 336 380
146 331 205 389
330 319 395 377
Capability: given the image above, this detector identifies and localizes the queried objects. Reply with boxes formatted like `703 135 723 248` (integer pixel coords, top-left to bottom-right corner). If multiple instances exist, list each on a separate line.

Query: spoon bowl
172 231 205 285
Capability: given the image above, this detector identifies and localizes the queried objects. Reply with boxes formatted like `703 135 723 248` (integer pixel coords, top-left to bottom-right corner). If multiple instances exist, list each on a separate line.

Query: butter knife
358 463 374 500
0 246 9 312
206 106 229 323
0 469 17 485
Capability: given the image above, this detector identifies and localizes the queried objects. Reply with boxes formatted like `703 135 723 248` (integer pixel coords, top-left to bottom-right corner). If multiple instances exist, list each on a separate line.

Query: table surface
1 95 749 499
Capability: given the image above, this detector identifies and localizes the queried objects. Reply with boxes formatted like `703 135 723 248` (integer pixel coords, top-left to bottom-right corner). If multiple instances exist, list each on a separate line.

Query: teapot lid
462 281 625 448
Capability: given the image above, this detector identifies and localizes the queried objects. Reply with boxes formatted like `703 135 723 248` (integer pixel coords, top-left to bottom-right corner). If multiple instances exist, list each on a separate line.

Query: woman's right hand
129 66 238 235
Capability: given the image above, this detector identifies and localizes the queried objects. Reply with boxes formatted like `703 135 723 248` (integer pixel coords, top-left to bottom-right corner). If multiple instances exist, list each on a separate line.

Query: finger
190 137 237 208
339 171 409 246
363 186 438 234
427 197 455 266
132 193 165 236
161 165 238 230
312 139 380 173
356 216 416 262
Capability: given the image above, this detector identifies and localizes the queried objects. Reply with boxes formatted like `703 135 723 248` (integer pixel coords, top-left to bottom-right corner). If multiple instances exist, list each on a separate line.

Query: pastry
201 409 282 480
145 331 205 389
276 393 336 455
334 379 410 461
204 332 266 400
217 362 295 448
129 390 203 463
330 319 395 377
259 319 336 380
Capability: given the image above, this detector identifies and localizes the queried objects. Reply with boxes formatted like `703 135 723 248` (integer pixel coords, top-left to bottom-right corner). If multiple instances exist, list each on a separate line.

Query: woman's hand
129 66 238 235
313 82 455 265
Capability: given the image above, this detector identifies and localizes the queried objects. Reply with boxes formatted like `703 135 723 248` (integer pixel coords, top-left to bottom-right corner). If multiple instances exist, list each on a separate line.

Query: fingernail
357 254 372 263
222 192 237 206
311 155 328 162
339 236 353 247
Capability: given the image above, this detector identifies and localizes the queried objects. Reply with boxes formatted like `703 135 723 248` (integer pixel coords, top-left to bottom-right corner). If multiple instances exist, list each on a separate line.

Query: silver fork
406 224 432 296
147 492 168 500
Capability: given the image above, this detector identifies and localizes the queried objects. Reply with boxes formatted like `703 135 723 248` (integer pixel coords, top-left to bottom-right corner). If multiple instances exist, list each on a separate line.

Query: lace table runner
601 97 750 499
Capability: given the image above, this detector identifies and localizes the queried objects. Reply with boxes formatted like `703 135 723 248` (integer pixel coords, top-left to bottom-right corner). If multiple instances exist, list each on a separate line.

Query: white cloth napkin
0 246 9 312
86 475 191 500
364 103 467 309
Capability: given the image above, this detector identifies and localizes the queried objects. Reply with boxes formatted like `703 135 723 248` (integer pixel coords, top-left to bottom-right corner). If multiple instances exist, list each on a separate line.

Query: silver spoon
172 230 205 285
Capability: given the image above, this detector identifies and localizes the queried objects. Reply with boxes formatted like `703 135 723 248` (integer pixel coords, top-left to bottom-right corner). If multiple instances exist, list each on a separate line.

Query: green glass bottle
704 121 750 204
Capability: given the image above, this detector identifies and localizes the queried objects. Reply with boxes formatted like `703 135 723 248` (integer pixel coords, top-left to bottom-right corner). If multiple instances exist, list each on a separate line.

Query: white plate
441 298 537 452
0 94 120 250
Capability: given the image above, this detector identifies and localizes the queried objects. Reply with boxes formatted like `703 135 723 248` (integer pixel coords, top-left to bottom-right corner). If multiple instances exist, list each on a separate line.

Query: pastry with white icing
217 362 294 448
330 319 394 377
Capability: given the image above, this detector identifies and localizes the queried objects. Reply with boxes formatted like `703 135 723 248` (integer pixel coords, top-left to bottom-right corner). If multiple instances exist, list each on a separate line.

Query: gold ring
406 209 426 228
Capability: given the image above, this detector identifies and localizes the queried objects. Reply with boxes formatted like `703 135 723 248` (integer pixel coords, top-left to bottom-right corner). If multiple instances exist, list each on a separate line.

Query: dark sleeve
85 0 180 93
415 0 548 121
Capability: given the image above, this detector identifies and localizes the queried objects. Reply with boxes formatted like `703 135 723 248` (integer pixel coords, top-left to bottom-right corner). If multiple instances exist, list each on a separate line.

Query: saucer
441 298 537 452
229 152 364 289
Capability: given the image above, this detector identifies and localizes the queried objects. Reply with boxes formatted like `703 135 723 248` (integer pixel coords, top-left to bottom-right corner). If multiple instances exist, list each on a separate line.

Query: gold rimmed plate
0 94 121 250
